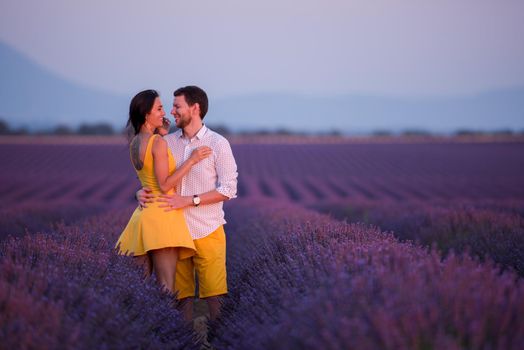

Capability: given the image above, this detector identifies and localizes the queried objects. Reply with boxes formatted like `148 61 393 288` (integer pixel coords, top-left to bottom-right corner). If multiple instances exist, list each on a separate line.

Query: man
137 85 238 321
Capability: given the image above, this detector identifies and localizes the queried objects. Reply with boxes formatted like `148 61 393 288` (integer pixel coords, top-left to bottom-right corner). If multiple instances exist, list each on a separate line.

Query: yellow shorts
174 225 227 299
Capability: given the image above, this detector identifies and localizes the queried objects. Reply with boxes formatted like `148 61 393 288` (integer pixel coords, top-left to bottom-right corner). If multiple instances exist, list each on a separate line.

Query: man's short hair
174 86 208 119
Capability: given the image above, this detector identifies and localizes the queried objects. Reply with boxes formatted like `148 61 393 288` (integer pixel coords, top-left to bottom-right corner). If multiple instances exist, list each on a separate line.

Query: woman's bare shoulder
152 135 167 153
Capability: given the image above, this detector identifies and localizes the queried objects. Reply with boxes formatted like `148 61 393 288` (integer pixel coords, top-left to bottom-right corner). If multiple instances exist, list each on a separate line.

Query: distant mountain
211 88 524 134
0 41 128 130
2 41 523 134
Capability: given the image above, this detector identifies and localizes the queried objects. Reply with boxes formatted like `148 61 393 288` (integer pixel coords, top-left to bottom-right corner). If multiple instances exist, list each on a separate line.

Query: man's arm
158 190 228 210
136 187 154 208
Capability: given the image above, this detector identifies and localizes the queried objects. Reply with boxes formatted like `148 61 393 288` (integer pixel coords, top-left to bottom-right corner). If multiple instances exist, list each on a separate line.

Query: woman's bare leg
151 247 179 293
134 253 153 277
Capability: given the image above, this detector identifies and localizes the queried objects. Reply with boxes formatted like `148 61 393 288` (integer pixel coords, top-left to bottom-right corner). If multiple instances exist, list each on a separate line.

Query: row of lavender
2 142 523 208
1 140 523 348
1 199 523 348
0 202 107 239
0 208 197 350
0 143 137 210
313 199 524 276
235 142 524 203
213 199 524 349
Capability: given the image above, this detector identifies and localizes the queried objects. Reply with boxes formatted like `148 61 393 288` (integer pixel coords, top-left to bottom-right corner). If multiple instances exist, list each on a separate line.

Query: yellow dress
116 134 196 260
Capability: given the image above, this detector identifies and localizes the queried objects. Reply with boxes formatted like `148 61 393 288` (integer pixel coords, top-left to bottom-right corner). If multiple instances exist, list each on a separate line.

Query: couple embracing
115 86 238 322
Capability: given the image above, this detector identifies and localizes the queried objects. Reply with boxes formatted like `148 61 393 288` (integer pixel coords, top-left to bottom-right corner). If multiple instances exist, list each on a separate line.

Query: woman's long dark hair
127 89 159 139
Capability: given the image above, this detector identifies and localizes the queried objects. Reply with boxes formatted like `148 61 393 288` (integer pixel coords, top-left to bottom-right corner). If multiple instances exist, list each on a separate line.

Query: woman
116 89 211 293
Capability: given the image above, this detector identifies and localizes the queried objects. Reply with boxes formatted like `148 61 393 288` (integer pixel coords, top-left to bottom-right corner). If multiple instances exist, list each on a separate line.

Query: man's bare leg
205 295 224 321
178 297 194 322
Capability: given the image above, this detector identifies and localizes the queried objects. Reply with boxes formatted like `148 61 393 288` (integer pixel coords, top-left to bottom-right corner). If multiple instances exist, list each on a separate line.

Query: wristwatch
192 194 201 207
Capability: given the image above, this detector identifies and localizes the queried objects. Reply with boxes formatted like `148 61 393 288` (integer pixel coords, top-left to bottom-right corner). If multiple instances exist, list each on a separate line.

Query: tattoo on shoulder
131 137 143 170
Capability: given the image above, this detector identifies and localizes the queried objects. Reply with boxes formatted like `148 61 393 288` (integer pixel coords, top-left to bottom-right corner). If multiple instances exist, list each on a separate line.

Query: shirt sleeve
214 138 238 199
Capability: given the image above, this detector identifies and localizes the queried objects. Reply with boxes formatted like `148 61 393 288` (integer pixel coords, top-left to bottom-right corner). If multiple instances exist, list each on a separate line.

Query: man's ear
193 103 201 118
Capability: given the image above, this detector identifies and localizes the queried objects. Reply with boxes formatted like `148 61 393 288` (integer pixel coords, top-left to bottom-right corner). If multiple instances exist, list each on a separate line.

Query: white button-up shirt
164 125 238 239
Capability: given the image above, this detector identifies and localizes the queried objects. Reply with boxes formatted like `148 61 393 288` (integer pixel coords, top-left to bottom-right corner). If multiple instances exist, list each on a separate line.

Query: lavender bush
211 199 524 350
2 140 524 349
314 199 524 275
0 203 105 241
0 209 198 349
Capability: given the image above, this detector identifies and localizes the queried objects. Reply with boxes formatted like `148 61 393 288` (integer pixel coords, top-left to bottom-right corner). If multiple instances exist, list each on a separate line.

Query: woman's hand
155 117 171 136
189 146 212 165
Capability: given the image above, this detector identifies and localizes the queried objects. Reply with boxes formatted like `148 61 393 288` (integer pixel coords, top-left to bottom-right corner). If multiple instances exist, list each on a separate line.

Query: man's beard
176 115 191 129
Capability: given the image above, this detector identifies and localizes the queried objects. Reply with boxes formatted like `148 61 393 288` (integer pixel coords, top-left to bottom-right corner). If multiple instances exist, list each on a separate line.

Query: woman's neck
139 124 155 135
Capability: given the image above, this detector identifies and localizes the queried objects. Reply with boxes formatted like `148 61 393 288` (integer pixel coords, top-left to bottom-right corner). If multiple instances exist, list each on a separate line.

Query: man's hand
137 187 154 209
157 193 192 211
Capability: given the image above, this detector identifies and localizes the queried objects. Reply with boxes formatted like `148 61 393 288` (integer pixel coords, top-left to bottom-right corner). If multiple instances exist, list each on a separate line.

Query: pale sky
1 0 524 100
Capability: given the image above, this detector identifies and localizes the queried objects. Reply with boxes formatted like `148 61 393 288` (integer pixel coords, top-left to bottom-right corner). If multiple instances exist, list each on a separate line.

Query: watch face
193 196 201 205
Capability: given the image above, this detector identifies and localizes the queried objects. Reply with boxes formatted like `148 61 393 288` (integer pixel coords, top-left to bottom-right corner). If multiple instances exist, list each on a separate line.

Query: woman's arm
156 137 237 210
152 136 212 193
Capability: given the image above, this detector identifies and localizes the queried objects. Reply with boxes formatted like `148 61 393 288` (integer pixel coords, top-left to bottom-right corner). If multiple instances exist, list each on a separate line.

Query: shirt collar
195 124 208 140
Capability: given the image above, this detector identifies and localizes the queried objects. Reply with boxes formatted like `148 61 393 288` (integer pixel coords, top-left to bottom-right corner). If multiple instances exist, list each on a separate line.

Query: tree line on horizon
0 118 522 137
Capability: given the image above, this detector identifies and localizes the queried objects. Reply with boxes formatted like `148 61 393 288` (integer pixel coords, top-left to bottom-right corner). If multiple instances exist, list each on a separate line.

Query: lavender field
1 136 524 349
